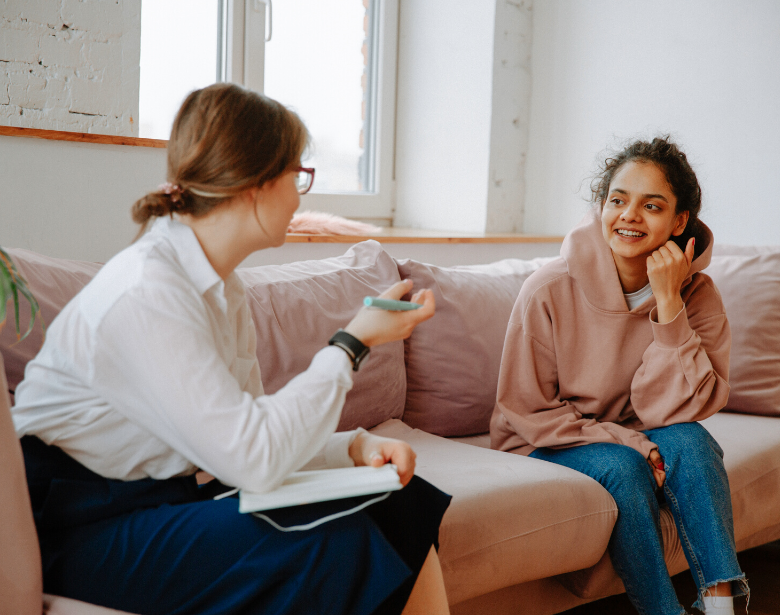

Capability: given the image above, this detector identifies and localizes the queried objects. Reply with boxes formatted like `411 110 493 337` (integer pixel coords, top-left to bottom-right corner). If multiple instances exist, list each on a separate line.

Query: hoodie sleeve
492 317 657 460
630 275 731 428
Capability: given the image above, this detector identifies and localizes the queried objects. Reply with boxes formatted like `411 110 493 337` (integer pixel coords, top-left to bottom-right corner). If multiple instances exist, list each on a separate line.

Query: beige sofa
1 241 778 614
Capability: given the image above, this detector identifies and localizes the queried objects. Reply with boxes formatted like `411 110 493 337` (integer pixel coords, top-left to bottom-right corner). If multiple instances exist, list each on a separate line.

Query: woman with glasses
12 83 451 615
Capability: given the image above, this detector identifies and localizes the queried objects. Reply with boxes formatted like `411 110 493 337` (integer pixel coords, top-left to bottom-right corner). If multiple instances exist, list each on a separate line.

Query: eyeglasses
294 167 315 195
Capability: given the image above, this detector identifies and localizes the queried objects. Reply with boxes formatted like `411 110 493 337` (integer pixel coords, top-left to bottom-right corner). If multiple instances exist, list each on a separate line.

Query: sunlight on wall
264 0 366 192
138 0 218 140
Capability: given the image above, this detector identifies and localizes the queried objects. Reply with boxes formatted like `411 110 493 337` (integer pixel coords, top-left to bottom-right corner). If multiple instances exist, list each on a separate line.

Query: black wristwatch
328 329 370 372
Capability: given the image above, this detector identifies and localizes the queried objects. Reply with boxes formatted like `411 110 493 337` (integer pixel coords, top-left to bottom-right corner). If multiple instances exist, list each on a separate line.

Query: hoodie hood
561 209 714 312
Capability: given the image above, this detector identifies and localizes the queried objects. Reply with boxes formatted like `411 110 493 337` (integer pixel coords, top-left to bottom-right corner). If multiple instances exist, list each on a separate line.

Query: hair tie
158 182 183 203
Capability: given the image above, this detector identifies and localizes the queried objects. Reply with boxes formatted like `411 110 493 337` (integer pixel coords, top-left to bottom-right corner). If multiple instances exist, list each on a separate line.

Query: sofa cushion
396 257 556 437
370 419 618 605
238 240 405 431
1 242 404 432
0 249 101 399
44 594 136 614
549 411 780 600
706 247 780 416
704 412 780 548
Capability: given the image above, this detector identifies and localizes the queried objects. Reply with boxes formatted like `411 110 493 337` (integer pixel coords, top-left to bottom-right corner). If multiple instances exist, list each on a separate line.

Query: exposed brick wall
0 0 141 135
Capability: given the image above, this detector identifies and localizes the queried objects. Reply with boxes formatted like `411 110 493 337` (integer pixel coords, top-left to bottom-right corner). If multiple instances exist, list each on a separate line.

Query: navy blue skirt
22 436 451 615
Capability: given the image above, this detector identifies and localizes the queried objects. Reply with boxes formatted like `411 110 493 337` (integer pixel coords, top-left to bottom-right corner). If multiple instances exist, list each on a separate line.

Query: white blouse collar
151 216 223 296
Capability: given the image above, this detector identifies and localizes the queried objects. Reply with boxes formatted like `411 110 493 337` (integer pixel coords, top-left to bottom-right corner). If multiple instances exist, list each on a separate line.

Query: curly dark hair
591 136 704 254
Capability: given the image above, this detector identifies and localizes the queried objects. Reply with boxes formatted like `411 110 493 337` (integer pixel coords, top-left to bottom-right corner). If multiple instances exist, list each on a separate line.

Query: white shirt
623 283 654 311
13 217 358 493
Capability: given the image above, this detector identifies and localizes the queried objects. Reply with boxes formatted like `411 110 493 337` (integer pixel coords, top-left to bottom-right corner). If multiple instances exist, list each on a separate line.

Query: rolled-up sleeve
630 281 731 429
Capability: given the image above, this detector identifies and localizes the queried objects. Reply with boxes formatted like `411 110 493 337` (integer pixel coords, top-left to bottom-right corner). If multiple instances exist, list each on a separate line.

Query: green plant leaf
0 247 44 342
0 267 9 326
15 276 43 341
11 275 20 337
0 250 13 328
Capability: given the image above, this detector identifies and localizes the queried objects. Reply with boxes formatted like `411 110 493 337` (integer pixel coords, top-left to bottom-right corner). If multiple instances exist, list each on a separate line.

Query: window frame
220 0 398 223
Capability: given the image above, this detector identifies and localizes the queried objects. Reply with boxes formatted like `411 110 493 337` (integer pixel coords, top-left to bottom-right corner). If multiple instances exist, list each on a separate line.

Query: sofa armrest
43 595 137 615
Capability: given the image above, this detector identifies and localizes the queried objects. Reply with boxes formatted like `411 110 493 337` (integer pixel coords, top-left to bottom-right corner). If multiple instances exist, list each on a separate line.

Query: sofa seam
731 463 780 494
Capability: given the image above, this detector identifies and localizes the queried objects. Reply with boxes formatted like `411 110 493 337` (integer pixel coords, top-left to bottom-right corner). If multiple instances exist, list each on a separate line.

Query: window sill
0 125 167 148
286 229 563 244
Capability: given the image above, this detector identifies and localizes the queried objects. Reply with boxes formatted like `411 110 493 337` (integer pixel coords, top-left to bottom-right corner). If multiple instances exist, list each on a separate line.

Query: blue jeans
530 422 748 615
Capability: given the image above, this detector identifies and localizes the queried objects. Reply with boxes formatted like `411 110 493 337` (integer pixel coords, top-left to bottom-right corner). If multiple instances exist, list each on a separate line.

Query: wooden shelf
0 125 167 148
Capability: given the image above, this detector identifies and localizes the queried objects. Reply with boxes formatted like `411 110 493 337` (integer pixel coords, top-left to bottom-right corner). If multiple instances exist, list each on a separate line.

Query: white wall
394 0 494 233
485 0 534 233
524 0 780 246
0 0 141 136
394 0 533 234
0 135 165 261
5 1 778 246
0 134 560 266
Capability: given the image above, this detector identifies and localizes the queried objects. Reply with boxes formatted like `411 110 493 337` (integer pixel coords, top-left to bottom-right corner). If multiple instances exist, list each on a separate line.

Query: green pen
363 296 422 311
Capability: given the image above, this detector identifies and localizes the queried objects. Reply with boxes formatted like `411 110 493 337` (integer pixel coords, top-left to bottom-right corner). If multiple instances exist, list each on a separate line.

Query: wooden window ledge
0 125 167 148
286 229 563 244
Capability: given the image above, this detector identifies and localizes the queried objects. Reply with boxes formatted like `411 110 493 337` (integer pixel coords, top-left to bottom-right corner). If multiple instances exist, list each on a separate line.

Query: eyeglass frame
294 167 316 195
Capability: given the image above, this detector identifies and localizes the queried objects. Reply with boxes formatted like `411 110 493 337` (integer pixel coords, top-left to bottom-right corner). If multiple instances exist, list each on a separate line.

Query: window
139 1 220 141
140 0 398 223
264 1 368 194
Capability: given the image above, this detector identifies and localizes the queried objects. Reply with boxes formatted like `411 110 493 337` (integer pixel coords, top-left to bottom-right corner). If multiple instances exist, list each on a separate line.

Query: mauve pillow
397 257 557 436
0 249 101 397
238 240 406 431
706 247 780 416
713 245 779 257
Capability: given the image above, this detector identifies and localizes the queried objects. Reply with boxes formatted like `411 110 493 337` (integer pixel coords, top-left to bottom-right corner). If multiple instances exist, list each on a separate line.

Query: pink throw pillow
706 247 780 416
238 240 406 431
713 245 779 257
397 257 556 436
0 249 101 398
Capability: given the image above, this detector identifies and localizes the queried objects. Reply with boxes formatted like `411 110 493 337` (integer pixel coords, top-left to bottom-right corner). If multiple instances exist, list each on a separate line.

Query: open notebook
238 464 403 513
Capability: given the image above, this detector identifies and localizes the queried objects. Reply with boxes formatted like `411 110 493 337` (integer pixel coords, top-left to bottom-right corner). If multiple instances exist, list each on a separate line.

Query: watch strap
328 329 370 372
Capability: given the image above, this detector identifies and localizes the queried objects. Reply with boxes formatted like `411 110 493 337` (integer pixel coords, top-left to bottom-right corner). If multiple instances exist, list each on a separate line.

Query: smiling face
601 160 689 270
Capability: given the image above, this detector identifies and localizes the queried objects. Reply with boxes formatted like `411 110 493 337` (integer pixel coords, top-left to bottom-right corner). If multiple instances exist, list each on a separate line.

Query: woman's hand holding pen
647 237 695 324
339 280 432 487
349 432 416 486
344 279 435 347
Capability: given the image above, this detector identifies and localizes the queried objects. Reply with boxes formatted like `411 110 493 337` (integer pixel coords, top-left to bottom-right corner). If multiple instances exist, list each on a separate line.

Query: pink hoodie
490 212 731 459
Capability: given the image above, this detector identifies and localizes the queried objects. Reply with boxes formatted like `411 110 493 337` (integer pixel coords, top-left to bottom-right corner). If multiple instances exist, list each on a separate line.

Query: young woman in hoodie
490 137 747 615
